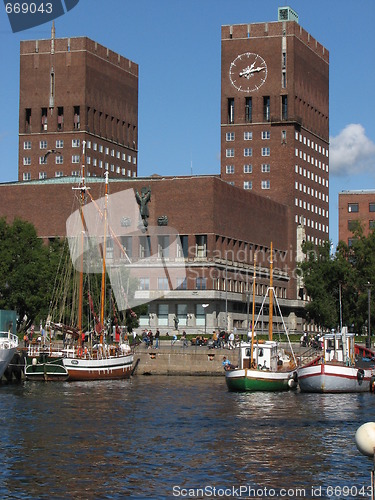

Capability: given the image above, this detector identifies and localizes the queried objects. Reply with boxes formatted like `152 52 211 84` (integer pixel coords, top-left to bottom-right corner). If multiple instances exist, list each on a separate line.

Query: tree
0 218 64 331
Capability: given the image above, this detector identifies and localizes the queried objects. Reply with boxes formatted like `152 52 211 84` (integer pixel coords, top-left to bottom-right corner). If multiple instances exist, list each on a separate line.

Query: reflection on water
0 378 373 499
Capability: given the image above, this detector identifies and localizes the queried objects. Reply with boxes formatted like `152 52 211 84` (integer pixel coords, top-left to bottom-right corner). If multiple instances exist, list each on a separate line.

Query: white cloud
329 124 375 176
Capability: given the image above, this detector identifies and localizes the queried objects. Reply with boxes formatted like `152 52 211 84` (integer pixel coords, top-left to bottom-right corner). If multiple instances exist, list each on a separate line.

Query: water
0 377 374 499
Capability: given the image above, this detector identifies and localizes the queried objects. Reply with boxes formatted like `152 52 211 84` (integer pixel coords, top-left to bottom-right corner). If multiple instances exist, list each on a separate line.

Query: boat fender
357 369 365 383
370 376 375 393
32 357 37 366
288 378 298 389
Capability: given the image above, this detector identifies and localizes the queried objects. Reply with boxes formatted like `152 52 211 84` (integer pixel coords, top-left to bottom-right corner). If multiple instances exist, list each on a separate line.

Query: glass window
228 98 234 124
158 278 169 290
348 203 359 213
39 140 47 149
226 132 234 141
72 139 80 148
72 155 80 164
23 157 31 165
243 164 252 173
196 278 207 290
261 164 270 173
244 148 252 157
177 304 188 326
56 140 64 148
261 180 270 190
23 141 31 150
261 148 270 156
369 203 375 212
226 165 234 174
226 149 234 158
244 181 252 190
23 172 31 180
244 131 252 140
262 131 270 140
158 304 168 326
245 97 252 123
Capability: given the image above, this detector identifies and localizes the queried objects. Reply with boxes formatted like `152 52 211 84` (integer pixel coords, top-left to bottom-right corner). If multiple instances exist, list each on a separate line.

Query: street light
202 304 209 334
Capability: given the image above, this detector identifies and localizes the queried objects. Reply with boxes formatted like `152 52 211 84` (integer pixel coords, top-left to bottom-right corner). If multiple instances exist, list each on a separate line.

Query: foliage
0 218 64 331
299 226 375 333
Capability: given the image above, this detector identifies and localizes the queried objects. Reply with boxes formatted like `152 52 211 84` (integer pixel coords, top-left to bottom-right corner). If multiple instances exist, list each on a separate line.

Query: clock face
229 52 268 92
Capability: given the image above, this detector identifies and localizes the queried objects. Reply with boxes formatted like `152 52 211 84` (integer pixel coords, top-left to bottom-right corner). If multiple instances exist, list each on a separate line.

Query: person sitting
222 356 237 371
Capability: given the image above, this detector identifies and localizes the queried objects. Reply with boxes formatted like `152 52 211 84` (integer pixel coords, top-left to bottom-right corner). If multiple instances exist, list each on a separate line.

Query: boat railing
0 331 19 347
297 346 323 366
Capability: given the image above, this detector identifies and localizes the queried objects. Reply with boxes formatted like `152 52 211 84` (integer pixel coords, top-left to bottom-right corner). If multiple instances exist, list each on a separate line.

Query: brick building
220 6 329 249
338 190 375 245
19 26 138 182
0 174 305 334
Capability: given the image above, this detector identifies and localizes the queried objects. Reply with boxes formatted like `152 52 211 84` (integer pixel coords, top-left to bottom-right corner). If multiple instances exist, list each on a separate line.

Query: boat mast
99 171 109 345
77 140 87 346
268 242 273 341
250 254 257 366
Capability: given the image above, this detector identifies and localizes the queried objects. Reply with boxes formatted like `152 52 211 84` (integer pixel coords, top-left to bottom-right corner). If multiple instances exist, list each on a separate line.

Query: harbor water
0 376 374 499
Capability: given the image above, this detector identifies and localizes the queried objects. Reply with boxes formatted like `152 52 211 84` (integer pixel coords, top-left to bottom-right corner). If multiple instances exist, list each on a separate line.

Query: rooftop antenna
51 21 55 54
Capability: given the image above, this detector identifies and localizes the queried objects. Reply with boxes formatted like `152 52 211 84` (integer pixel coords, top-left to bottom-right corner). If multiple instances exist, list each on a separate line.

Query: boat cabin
238 341 280 371
323 327 355 365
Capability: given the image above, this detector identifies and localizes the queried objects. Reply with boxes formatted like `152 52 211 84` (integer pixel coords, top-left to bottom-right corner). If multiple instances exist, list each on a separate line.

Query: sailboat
225 244 298 392
297 327 375 393
24 142 134 381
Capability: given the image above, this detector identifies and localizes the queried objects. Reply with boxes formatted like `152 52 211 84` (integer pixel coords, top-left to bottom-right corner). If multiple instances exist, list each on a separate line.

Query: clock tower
221 8 330 248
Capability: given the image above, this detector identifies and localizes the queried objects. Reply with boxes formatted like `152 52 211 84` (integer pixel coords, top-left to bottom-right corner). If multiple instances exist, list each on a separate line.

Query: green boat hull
225 368 292 392
25 353 68 381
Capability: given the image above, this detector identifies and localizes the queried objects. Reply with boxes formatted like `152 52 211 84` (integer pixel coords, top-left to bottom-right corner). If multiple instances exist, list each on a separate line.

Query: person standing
155 329 160 349
228 331 235 350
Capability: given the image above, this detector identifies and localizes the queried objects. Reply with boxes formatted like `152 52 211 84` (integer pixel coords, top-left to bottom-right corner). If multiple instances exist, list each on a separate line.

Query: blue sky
0 0 374 248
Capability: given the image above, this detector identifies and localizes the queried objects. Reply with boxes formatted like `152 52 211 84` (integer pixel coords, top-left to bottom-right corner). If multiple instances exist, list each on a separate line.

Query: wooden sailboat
25 141 134 381
225 243 298 392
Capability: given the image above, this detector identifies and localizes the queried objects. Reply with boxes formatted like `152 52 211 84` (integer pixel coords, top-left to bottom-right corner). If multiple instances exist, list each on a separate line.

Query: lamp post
202 304 209 334
367 282 371 349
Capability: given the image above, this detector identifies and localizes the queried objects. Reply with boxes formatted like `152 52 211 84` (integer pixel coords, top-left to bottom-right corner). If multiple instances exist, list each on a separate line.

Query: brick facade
19 34 138 182
339 190 375 244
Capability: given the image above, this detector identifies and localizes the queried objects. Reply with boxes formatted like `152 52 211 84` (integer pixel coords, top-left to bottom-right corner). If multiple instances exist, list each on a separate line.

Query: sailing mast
77 140 87 347
250 254 257 367
268 242 273 341
99 171 109 345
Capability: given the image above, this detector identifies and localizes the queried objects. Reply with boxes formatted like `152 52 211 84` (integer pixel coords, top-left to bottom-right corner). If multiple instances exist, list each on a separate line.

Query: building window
57 106 64 130
282 71 287 89
41 107 48 131
370 221 375 230
158 304 168 325
158 278 169 290
177 235 189 259
25 108 31 133
177 304 188 325
262 131 270 140
261 148 270 156
348 203 359 213
139 278 150 291
245 97 252 123
23 157 31 165
244 131 252 141
261 164 270 173
56 155 63 164
226 165 234 174
228 98 234 124
263 96 270 121
23 141 31 150
55 171 64 177
39 140 47 149
244 181 252 190
73 106 80 130
39 172 47 179
71 170 80 176
72 139 80 148
244 164 252 173
369 203 375 212
196 303 207 325
105 147 109 155
120 236 132 258
23 172 31 181
39 156 47 165
226 132 234 141
244 148 252 157
158 235 170 259
226 149 234 158
196 277 207 290
348 220 358 231
139 236 151 258
281 130 287 143
195 235 207 259
261 180 270 190
282 95 288 120
56 139 64 148
72 155 80 164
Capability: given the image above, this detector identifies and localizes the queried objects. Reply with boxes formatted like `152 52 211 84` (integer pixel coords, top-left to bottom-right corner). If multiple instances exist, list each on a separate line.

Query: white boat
297 327 374 393
225 244 298 392
0 331 19 379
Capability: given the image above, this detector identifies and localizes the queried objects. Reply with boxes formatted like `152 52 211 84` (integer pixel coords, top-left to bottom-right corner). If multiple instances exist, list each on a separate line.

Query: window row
348 203 375 213
294 165 329 186
294 131 329 157
225 164 270 174
227 95 288 124
295 150 328 172
226 147 270 157
295 181 329 201
294 214 329 233
348 220 375 231
295 198 328 218
24 106 80 133
225 131 271 141
87 140 136 164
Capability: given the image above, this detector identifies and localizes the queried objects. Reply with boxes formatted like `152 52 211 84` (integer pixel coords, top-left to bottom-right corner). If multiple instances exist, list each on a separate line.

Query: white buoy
355 422 375 457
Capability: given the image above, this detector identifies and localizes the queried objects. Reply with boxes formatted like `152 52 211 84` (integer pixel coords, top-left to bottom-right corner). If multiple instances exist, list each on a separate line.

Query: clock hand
249 66 266 73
